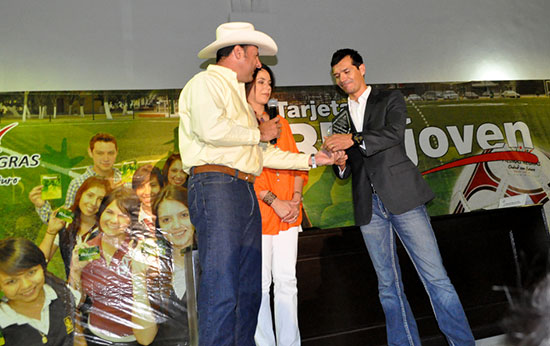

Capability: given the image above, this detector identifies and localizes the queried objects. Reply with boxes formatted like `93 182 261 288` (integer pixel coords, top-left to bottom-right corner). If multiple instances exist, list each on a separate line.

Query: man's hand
314 150 347 166
28 185 46 208
333 152 348 170
259 117 281 142
323 134 353 152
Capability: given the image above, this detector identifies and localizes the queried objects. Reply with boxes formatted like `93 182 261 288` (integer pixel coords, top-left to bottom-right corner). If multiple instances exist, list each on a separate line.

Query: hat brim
198 31 278 59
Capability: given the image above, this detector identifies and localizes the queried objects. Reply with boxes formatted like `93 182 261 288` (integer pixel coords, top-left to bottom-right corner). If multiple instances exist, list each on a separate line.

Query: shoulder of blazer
368 88 404 107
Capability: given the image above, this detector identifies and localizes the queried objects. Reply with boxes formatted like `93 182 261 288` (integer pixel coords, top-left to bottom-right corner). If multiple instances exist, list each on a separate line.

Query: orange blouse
254 114 309 235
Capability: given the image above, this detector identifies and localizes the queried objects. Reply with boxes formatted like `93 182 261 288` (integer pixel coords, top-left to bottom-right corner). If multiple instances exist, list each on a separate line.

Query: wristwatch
352 132 364 146
310 154 317 168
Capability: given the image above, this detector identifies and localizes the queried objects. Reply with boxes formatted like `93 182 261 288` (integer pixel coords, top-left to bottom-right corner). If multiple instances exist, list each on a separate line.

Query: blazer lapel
363 88 379 133
342 104 358 133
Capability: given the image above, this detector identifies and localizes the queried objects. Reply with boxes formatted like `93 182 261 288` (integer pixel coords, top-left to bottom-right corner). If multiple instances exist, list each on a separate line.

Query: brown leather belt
192 164 256 183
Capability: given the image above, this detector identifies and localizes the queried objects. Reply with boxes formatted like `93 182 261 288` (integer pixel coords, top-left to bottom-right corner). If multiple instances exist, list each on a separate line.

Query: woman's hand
291 191 302 204
129 238 160 276
272 198 300 224
69 243 96 274
28 185 46 208
46 209 66 236
67 244 96 298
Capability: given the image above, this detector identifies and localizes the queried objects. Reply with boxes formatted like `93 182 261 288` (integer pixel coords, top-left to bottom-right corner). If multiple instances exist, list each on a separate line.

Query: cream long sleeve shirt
178 64 310 176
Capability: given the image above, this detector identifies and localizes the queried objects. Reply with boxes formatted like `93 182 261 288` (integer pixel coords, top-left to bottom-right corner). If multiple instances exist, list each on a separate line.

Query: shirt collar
207 64 239 83
139 206 155 224
87 165 121 178
85 165 96 175
0 284 57 329
349 85 372 105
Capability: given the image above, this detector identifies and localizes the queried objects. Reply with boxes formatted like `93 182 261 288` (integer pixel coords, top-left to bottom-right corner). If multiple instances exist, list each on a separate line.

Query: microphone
267 98 278 144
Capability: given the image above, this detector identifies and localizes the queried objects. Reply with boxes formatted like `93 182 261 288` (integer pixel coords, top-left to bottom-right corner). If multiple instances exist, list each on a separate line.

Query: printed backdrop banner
1 80 550 247
273 81 550 228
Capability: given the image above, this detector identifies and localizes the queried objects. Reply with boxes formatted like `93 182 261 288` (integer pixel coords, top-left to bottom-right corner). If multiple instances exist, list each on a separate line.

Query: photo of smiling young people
67 187 159 346
28 133 122 225
0 238 82 346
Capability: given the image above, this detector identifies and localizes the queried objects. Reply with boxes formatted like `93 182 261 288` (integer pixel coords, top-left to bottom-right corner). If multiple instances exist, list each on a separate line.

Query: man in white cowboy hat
177 22 345 346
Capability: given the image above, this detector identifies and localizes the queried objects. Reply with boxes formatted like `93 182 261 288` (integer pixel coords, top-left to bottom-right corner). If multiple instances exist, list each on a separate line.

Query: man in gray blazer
324 48 475 346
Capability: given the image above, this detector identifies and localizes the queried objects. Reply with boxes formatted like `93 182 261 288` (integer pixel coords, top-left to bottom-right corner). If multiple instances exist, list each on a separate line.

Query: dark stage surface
296 205 550 346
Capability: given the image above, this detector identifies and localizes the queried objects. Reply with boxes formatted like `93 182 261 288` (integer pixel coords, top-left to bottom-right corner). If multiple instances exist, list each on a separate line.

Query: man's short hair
216 44 250 62
89 133 118 151
331 48 364 68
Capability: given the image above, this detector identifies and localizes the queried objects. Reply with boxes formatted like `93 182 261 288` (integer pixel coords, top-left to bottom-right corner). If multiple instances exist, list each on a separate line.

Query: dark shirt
0 275 76 346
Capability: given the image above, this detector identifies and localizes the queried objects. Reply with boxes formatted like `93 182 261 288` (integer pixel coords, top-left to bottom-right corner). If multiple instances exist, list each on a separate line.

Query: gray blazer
333 88 434 226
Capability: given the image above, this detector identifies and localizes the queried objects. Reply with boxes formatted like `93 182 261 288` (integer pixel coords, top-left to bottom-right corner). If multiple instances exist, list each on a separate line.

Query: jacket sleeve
363 90 407 157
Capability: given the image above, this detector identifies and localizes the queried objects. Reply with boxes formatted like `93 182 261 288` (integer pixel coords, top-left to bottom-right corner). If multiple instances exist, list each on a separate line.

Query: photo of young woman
67 187 158 346
0 237 81 346
38 176 111 277
161 154 188 188
150 185 198 346
132 164 164 237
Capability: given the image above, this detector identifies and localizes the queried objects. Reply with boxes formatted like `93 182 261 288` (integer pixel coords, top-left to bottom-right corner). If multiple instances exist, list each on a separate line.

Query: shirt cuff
338 166 346 177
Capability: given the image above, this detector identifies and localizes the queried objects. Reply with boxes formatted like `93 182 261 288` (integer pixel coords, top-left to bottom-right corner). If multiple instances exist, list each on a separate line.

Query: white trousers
255 225 301 346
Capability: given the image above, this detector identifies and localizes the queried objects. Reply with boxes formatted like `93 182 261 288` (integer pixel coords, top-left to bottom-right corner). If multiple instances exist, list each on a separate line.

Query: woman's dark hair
62 176 111 249
161 153 184 186
245 63 276 113
0 238 47 275
132 164 164 191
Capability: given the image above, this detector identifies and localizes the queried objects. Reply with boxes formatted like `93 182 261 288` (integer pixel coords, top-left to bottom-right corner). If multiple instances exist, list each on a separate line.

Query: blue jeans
360 194 475 346
188 171 262 346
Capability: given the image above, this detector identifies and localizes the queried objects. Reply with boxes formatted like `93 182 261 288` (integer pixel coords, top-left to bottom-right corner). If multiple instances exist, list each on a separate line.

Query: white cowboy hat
198 22 278 59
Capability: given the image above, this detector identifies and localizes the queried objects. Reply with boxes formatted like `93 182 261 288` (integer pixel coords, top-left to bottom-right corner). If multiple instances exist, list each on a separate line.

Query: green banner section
1 81 550 240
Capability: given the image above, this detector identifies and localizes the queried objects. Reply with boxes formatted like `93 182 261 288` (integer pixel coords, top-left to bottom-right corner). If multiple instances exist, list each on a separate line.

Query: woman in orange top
246 64 308 346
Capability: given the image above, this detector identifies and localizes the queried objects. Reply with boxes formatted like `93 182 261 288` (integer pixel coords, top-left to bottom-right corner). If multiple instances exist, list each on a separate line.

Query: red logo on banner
422 151 539 175
0 123 18 146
